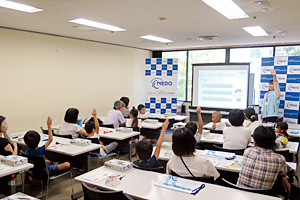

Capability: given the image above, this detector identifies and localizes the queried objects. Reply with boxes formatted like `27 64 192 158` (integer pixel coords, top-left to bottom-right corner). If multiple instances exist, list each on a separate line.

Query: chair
100 124 114 129
274 149 291 162
81 182 134 200
21 152 73 199
221 178 274 196
133 164 165 173
0 151 12 156
210 129 223 134
53 133 73 139
213 144 245 156
170 170 214 184
40 126 55 135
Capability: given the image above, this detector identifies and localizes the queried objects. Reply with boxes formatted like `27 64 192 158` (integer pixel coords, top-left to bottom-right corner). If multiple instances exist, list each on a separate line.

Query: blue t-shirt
25 145 51 175
133 155 159 168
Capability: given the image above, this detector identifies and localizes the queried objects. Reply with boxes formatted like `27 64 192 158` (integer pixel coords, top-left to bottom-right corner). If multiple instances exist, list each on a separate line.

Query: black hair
24 130 41 149
228 109 244 126
277 122 289 138
253 126 276 149
130 107 138 127
244 108 258 122
0 116 6 132
137 104 145 111
64 108 79 124
185 122 197 135
172 128 196 156
85 121 95 134
269 79 274 91
120 97 130 107
136 140 153 161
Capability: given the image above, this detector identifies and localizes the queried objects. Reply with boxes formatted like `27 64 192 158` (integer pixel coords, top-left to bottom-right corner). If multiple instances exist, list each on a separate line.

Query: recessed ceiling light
243 26 268 36
255 1 262 5
197 36 218 41
202 0 249 19
262 8 269 12
140 35 173 43
69 18 126 32
0 0 42 13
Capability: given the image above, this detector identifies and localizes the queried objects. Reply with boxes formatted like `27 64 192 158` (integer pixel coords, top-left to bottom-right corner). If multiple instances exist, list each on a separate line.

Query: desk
0 163 33 195
203 118 230 129
98 128 140 161
1 192 38 200
187 109 229 123
75 166 280 200
11 133 101 171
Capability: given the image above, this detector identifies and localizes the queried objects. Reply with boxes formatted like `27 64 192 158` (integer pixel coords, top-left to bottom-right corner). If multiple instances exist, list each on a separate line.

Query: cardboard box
143 119 159 124
1 155 28 167
104 159 133 172
115 127 133 133
70 138 91 146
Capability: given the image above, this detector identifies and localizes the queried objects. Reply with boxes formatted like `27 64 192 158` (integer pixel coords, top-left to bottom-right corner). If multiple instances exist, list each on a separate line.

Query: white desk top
1 192 39 200
11 133 101 156
141 122 163 129
140 113 189 121
0 163 33 178
156 148 296 173
75 166 280 200
187 109 230 115
203 119 230 129
98 128 140 140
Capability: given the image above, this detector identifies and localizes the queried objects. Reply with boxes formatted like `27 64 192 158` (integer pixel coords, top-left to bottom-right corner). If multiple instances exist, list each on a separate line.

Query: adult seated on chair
104 100 127 128
237 126 290 195
86 108 118 156
0 116 18 155
166 127 219 181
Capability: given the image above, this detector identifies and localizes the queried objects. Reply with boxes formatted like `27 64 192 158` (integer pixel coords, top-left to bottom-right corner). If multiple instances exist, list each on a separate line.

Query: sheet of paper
82 171 117 183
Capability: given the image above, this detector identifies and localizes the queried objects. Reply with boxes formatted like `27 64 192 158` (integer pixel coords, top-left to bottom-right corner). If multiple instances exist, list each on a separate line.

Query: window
230 47 273 105
188 49 226 100
162 51 187 100
275 45 300 56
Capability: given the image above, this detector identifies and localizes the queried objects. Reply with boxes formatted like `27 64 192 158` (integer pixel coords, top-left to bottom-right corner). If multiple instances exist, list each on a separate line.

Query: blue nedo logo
287 102 297 108
285 119 296 124
276 58 287 64
151 78 172 89
288 85 300 91
262 84 269 90
262 68 271 73
289 67 300 73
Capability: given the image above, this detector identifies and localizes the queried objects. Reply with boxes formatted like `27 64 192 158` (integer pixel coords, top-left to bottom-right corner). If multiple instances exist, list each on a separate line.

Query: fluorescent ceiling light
140 35 173 43
202 0 249 19
69 18 126 32
243 26 269 36
0 0 42 13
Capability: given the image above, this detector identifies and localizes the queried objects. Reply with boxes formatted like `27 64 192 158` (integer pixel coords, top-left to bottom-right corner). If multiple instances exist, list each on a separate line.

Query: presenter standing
261 69 280 123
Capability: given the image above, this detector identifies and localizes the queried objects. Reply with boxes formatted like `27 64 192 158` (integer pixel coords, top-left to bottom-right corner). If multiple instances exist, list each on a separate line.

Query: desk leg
87 154 91 171
129 140 132 162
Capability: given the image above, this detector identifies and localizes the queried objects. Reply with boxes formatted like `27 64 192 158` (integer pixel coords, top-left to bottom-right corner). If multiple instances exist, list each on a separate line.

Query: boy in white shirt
211 111 230 131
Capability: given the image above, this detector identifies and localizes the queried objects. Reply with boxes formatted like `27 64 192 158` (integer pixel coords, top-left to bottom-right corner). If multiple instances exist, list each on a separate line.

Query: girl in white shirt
243 108 262 135
126 107 142 129
166 128 220 181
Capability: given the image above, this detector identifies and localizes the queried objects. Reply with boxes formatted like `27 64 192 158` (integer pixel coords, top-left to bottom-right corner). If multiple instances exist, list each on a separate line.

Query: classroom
1 0 300 200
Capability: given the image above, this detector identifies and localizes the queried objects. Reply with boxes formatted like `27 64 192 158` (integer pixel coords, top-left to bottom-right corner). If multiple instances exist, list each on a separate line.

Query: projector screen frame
191 63 250 112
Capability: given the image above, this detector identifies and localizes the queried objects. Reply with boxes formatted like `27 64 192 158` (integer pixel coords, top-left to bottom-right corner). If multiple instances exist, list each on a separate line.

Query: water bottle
77 117 83 127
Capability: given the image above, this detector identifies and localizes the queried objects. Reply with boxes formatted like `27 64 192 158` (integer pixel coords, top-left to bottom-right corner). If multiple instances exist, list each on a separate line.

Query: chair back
0 151 12 156
86 137 100 144
133 164 165 173
221 178 274 196
81 182 127 200
21 152 48 180
210 130 223 134
170 170 214 183
274 149 290 162
53 133 73 139
100 124 114 129
40 126 54 135
213 144 245 156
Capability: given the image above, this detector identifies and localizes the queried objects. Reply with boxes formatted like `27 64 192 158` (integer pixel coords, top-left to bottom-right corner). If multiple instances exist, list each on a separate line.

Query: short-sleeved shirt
133 155 159 168
243 120 262 135
104 109 125 128
126 118 142 128
223 126 251 149
58 122 82 139
0 138 10 152
25 145 51 175
214 122 226 130
237 147 287 189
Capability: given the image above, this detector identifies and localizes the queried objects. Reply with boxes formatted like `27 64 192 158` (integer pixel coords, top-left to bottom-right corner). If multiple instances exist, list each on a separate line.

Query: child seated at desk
133 119 169 168
86 109 118 156
237 126 290 195
223 109 251 149
58 108 92 139
243 108 262 135
104 100 126 128
185 107 203 143
0 116 18 155
275 122 289 149
120 97 130 118
166 128 219 180
24 117 70 176
126 107 142 129
211 111 230 131
137 104 146 118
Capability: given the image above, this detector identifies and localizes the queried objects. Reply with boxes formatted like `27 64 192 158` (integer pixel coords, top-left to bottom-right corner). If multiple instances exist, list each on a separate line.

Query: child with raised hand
133 119 169 168
211 111 230 130
275 122 289 149
185 106 203 143
24 117 70 176
86 109 118 156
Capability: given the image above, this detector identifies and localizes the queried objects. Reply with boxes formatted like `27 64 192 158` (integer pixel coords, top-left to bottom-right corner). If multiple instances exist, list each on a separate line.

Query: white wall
0 28 151 133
